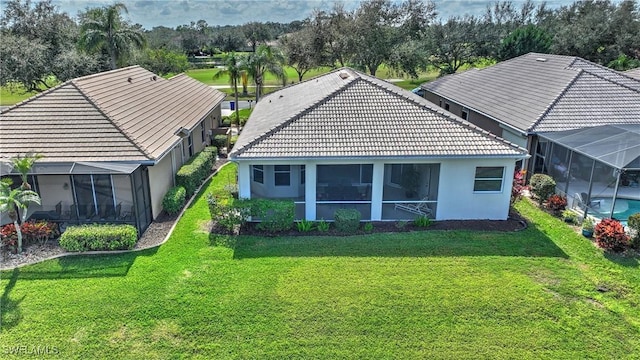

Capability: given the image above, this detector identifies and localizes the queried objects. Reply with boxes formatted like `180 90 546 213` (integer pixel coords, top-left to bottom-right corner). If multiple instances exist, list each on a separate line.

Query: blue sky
46 0 575 29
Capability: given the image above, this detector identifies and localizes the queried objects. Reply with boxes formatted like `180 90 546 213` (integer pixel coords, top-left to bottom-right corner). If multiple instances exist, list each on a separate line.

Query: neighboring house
626 67 640 80
229 68 528 221
421 53 640 222
0 66 225 234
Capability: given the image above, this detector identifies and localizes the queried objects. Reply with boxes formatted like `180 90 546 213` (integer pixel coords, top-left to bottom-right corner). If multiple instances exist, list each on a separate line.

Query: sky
43 0 576 29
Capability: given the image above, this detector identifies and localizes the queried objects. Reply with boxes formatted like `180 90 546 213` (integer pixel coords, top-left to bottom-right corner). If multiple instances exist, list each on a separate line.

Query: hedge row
59 224 137 252
176 146 217 197
162 186 186 215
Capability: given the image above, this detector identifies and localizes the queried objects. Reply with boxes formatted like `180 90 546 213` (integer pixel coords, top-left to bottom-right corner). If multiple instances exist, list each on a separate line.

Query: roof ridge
69 81 152 160
0 80 73 114
527 68 584 133
570 58 640 94
232 72 359 156
72 65 142 83
258 67 356 102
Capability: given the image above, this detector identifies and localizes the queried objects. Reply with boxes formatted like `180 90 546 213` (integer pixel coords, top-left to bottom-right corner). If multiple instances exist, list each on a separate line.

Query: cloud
160 6 172 16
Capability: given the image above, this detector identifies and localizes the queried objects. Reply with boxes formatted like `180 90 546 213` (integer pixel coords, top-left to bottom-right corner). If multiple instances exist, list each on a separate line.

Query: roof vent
535 58 548 62
339 72 349 79
151 75 157 81
127 77 133 83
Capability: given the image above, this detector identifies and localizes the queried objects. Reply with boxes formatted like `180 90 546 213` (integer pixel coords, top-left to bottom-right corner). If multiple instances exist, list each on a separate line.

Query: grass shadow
233 225 568 259
604 251 639 268
1 247 158 281
0 268 25 331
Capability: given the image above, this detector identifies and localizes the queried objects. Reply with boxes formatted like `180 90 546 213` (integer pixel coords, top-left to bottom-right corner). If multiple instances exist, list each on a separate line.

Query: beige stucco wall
36 175 74 211
148 153 174 219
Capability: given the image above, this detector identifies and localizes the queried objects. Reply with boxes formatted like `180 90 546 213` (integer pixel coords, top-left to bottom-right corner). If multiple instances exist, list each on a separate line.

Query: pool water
590 198 640 226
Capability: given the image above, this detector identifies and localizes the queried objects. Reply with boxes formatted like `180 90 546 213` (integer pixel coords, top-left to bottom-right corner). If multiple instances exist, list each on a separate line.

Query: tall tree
498 24 552 61
327 3 355 67
426 16 480 75
242 22 271 52
280 28 320 82
79 2 146 69
213 53 244 126
351 0 399 76
244 44 285 102
0 0 98 92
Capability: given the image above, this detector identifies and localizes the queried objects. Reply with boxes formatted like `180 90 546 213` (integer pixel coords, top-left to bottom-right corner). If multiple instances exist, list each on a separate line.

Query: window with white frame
253 165 264 184
274 165 290 186
461 108 469 120
187 133 194 157
200 121 206 143
473 167 504 192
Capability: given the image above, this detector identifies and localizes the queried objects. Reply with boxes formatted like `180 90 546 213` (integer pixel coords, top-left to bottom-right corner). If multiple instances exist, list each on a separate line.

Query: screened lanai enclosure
533 125 640 224
2 162 153 235
249 163 441 221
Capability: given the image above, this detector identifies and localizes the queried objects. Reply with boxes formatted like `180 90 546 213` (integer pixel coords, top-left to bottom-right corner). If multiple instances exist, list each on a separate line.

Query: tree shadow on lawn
604 251 639 268
232 225 568 259
1 268 24 331
0 247 158 281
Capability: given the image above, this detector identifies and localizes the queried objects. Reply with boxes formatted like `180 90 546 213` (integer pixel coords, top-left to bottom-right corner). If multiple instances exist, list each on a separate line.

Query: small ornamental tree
594 218 630 252
511 169 527 204
529 173 556 205
546 194 567 216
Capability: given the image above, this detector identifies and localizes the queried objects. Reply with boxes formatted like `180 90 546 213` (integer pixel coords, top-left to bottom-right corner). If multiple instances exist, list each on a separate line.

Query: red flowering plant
594 218 630 252
546 194 567 216
21 220 59 246
511 169 527 204
0 223 19 253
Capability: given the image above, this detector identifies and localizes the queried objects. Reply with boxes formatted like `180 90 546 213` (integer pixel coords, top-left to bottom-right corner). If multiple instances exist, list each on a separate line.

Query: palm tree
244 45 286 102
10 152 43 190
214 52 244 127
0 178 41 253
79 3 146 70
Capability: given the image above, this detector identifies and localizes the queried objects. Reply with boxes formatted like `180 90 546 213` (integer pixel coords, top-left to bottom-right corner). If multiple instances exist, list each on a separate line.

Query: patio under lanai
534 124 640 224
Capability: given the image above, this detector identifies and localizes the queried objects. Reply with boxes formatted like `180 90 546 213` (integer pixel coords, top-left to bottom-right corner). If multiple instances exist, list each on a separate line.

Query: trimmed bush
334 208 361 233
248 199 295 233
162 186 186 215
176 146 217 197
59 224 137 252
213 134 228 150
594 218 630 252
207 192 249 232
529 173 556 203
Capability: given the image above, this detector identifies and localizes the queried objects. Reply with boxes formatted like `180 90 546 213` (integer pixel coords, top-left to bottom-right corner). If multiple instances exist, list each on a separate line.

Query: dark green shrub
363 222 374 233
248 199 295 233
628 213 640 248
213 135 228 149
529 173 556 203
316 219 330 232
297 219 314 232
334 208 361 233
176 147 217 197
59 224 137 252
229 135 238 150
414 215 432 228
162 186 186 215
207 192 249 232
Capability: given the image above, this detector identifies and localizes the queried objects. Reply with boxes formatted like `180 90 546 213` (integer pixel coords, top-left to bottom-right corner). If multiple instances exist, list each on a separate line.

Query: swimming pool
590 197 640 225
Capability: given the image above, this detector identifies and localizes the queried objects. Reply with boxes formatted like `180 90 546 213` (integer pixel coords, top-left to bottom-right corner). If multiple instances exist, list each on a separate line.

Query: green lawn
0 87 38 106
1 163 638 358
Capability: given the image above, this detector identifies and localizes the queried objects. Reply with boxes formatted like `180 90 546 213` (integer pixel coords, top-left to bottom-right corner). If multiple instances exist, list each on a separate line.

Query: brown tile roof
0 66 224 162
625 67 640 80
422 53 640 133
230 68 527 160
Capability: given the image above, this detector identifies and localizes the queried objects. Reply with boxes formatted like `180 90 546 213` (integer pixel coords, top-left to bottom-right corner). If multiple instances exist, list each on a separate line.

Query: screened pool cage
534 125 640 224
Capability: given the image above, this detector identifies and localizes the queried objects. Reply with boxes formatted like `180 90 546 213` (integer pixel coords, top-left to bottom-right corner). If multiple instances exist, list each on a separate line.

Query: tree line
1 0 639 94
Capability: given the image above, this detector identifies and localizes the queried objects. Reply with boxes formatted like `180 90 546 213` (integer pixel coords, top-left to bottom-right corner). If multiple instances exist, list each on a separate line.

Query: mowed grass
0 87 38 106
1 163 639 358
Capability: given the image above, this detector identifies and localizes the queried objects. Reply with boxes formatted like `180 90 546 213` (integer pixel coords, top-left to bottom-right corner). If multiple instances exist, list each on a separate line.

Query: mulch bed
212 210 528 237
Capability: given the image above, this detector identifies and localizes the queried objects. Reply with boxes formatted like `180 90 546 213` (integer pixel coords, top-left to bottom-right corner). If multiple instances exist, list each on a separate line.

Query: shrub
316 219 330 232
59 224 137 252
561 209 578 224
207 192 249 232
1 224 18 252
395 220 409 229
414 215 432 228
546 194 567 215
213 134 228 149
1 221 59 252
249 199 295 233
297 219 314 232
594 218 630 252
628 213 640 248
176 147 217 197
511 169 527 204
529 173 556 203
334 208 361 233
162 186 186 215
229 135 239 150
363 222 374 233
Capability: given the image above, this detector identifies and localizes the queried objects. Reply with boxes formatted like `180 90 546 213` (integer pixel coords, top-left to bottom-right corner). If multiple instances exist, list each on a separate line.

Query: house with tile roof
626 67 640 80
421 53 640 222
229 68 528 221
0 66 225 233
